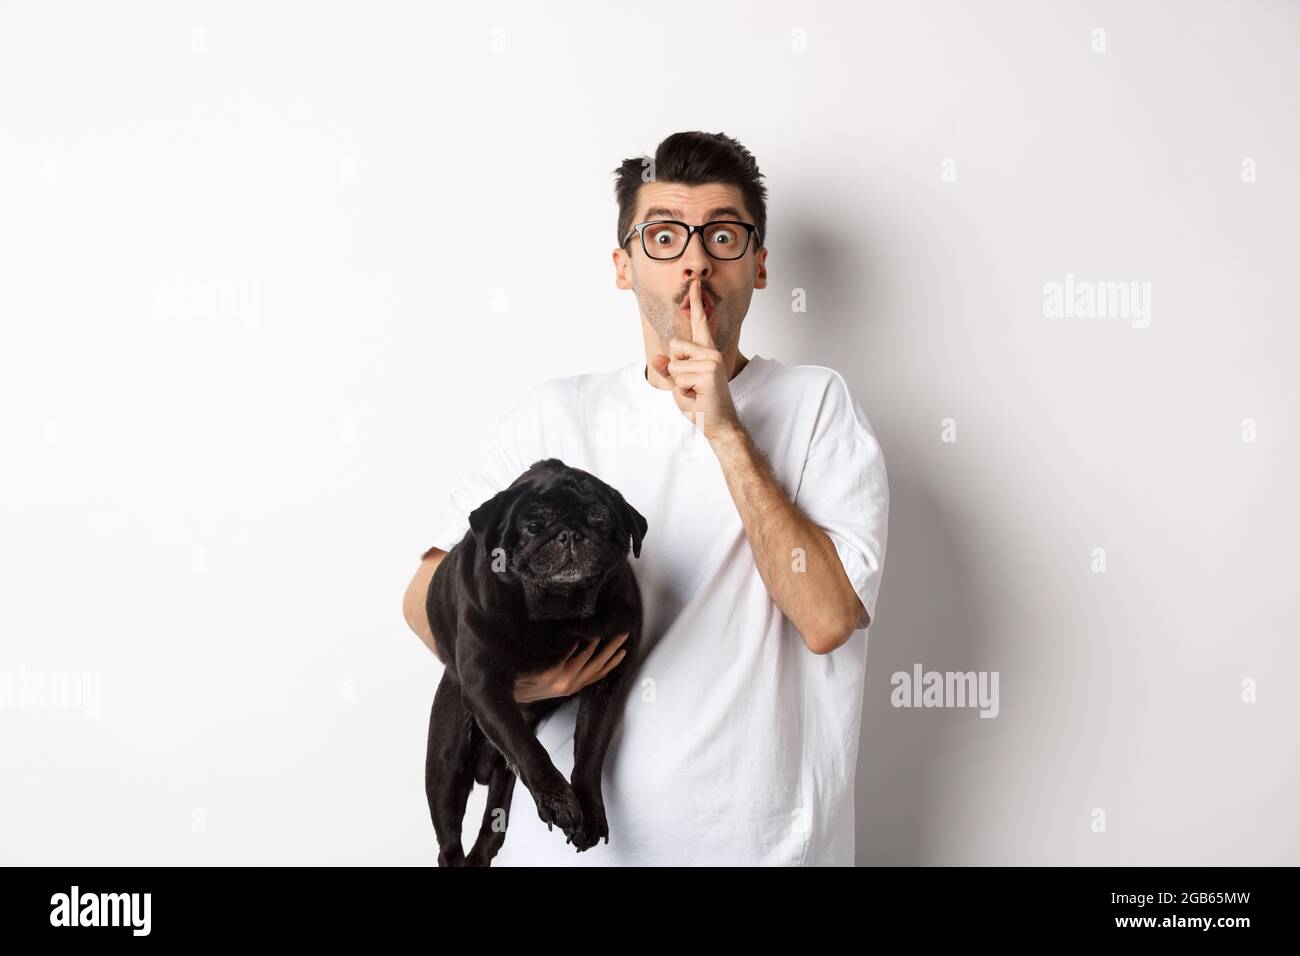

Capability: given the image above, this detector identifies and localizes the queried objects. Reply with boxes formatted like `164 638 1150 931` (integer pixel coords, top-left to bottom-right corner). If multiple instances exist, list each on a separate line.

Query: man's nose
679 232 713 279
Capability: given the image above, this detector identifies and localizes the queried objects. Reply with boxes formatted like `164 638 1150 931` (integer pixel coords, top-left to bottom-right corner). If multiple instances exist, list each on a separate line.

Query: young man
402 131 889 865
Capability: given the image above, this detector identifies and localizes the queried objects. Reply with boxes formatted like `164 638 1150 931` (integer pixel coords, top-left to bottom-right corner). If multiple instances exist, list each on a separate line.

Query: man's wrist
705 419 747 451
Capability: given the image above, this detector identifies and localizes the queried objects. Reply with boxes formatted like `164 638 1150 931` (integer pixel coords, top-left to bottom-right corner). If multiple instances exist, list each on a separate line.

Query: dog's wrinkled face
468 459 647 594
513 494 618 588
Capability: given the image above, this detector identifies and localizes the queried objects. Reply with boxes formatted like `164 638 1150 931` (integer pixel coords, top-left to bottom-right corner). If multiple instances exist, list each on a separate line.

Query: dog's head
467 458 647 591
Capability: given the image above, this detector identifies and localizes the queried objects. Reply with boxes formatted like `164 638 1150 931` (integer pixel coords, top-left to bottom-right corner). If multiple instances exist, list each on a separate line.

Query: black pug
422 458 647 866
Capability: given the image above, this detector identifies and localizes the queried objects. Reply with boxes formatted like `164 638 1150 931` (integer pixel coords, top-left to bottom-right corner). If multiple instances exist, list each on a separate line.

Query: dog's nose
556 529 581 548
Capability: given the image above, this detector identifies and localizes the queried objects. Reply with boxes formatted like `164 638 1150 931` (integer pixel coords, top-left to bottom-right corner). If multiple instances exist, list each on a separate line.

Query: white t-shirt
425 353 889 865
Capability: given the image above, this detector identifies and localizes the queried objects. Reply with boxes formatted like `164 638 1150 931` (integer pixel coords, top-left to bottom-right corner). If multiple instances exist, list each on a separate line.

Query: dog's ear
605 486 647 559
467 482 533 563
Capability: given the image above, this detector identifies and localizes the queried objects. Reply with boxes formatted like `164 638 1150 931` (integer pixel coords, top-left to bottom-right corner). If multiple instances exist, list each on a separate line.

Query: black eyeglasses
622 219 761 261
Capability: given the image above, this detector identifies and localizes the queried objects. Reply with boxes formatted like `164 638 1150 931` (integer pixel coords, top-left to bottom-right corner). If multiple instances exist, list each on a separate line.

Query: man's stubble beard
631 264 746 358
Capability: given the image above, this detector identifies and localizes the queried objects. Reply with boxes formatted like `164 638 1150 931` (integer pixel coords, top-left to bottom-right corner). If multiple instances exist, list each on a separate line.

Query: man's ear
613 246 633 291
467 484 530 562
606 487 647 558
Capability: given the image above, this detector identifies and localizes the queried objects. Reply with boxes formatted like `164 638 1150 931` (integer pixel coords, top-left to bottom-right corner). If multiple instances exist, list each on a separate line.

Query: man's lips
681 291 713 316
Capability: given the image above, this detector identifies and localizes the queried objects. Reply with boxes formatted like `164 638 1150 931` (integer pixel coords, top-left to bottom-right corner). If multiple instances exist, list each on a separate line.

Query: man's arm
403 548 448 657
658 282 872 655
710 424 866 655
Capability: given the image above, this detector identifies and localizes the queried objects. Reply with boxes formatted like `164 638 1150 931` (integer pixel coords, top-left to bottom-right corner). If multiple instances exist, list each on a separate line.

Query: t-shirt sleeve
424 381 556 554
792 372 889 631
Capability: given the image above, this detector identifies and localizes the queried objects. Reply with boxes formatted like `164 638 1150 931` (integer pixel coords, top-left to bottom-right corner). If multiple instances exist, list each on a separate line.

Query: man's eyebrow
640 205 746 222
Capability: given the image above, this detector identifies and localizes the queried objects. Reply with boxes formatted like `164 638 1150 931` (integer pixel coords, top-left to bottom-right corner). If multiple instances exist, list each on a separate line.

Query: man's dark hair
613 131 768 253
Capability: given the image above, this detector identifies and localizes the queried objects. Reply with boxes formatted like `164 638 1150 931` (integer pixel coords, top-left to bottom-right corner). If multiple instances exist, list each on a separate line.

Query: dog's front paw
530 773 584 844
569 783 609 852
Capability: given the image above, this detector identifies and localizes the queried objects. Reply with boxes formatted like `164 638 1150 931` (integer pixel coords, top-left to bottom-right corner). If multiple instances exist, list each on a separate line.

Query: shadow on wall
777 212 992 865
853 476 989 865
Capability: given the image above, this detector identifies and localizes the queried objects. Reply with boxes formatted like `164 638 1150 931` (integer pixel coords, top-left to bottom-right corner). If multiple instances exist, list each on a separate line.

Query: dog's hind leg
426 669 477 867
569 618 641 851
465 749 517 866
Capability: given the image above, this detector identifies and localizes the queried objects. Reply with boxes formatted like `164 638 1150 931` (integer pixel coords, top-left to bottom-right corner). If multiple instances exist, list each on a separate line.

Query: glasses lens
702 222 749 259
642 222 688 259
641 222 751 259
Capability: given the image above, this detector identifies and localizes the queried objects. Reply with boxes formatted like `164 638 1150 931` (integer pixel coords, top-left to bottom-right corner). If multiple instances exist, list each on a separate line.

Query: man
402 131 888 865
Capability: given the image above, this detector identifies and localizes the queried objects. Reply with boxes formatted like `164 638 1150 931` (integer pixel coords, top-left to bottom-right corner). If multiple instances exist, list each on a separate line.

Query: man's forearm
709 423 863 654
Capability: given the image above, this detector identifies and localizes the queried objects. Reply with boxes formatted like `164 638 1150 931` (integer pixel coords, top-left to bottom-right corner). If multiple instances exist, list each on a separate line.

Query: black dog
423 458 647 866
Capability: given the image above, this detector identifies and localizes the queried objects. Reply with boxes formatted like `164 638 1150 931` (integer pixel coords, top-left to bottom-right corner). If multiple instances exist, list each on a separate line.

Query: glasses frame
622 219 762 261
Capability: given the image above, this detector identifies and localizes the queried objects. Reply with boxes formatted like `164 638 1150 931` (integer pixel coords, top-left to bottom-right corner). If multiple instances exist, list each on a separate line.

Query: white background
1 0 1296 864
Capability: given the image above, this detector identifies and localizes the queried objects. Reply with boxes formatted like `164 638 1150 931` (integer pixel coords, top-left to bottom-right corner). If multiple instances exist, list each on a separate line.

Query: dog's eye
523 519 544 535
587 510 610 528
